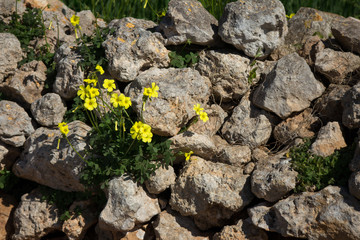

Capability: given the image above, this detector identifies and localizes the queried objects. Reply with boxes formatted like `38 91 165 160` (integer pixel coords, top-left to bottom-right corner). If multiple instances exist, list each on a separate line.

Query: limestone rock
145 165 176 195
218 0 287 58
0 142 20 170
53 43 84 100
298 35 325 66
153 208 210 240
310 122 347 157
212 218 268 240
0 0 26 23
77 10 96 37
31 93 67 127
0 33 22 80
251 154 297 202
159 0 219 46
349 171 360 200
332 17 360 55
0 100 35 147
252 53 325 119
342 82 360 129
0 60 47 108
103 17 170 82
315 48 360 84
249 186 360 239
99 176 161 232
170 157 254 230
125 67 211 136
13 121 91 192
221 92 273 148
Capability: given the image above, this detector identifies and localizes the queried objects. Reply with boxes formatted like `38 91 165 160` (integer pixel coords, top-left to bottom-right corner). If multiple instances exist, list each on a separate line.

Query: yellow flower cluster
143 82 159 99
58 122 69 136
70 15 80 27
184 151 193 161
193 104 209 122
110 93 132 109
77 83 99 111
130 121 153 143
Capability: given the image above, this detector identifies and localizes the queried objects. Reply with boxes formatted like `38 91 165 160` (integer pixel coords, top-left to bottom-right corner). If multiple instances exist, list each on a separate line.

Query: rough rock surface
159 0 219 46
298 35 325 66
13 121 91 192
315 48 360 84
103 17 170 82
0 142 20 170
0 100 35 147
99 176 161 232
350 130 360 172
145 165 176 195
310 121 347 157
218 0 288 58
0 33 22 80
251 154 297 202
253 53 325 119
125 67 211 136
53 43 84 100
342 83 360 129
332 17 360 55
0 60 47 108
249 186 360 239
31 93 67 127
170 157 254 230
349 171 360 200
153 208 210 240
0 193 17 240
0 0 26 23
221 92 273 148
213 218 268 240
77 10 96 37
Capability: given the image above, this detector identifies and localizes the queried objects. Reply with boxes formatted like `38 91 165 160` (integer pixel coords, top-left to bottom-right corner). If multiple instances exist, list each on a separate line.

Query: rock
24 0 49 9
0 142 20 170
77 10 96 37
221 92 273 148
98 176 161 232
145 165 176 195
0 193 17 240
0 60 47 108
12 189 62 240
244 162 256 175
53 43 84 100
0 100 35 147
310 122 346 157
273 108 318 145
0 33 23 80
332 17 360 55
251 154 297 202
195 50 253 102
103 17 170 82
159 0 219 46
252 53 325 119
13 121 91 192
170 157 254 230
342 82 360 129
251 147 270 163
349 171 360 200
125 67 211 136
0 0 26 23
314 84 351 122
218 0 287 58
315 48 360 84
350 130 360 172
298 35 325 66
212 218 268 240
31 93 67 127
153 208 210 240
249 186 360 239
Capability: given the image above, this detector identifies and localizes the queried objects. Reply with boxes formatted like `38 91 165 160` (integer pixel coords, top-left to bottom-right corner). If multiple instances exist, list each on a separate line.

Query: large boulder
332 17 360 55
0 33 23 81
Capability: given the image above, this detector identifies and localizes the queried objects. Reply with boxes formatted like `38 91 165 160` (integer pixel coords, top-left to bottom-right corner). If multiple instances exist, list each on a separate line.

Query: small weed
0 169 19 190
169 51 199 68
247 48 262 84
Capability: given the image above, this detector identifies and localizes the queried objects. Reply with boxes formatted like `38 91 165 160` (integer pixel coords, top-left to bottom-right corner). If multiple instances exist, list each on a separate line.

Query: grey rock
315 48 360 84
332 17 360 55
13 121 90 192
310 122 346 157
249 186 360 239
0 100 35 147
349 171 360 200
159 0 219 46
103 17 170 82
298 35 325 66
98 176 161 232
170 157 254 230
77 10 96 37
0 33 23 80
221 92 272 148
342 82 360 129
31 93 67 127
0 142 20 170
145 165 176 195
0 0 25 23
251 154 297 202
252 53 325 119
218 0 287 58
350 130 360 172
125 67 211 136
53 43 84 100
213 218 268 240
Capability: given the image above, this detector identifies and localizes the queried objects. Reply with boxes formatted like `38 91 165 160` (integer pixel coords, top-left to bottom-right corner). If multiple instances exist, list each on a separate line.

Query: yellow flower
150 82 159 98
141 131 153 143
130 121 152 143
143 87 153 97
58 122 69 136
130 121 143 140
103 79 116 92
184 151 194 161
193 104 204 115
110 93 124 108
199 111 209 122
77 85 87 100
84 78 97 86
96 65 104 75
88 87 99 99
286 13 295 19
84 98 97 111
70 15 80 27
123 96 132 109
